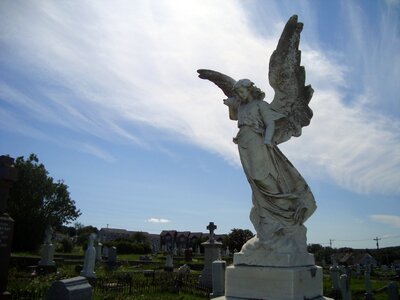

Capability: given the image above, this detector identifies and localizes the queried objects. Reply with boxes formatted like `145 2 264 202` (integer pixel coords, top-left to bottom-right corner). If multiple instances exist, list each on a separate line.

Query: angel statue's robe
229 98 316 257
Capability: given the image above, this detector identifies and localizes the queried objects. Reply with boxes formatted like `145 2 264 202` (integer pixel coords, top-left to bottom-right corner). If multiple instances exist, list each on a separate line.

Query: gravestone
211 260 226 298
164 253 173 272
387 282 399 300
46 276 92 300
184 248 193 261
107 246 117 266
102 245 109 259
80 234 96 278
339 274 352 300
364 268 372 294
199 222 222 288
96 241 102 262
0 156 18 300
330 264 340 298
38 226 56 270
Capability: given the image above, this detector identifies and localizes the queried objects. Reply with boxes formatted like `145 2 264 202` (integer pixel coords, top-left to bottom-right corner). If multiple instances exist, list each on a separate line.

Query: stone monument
198 15 332 299
199 222 222 288
46 276 92 300
38 226 56 270
0 156 18 300
80 233 96 278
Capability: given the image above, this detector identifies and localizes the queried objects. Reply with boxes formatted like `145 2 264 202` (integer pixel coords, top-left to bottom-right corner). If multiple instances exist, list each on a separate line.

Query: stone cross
207 222 217 243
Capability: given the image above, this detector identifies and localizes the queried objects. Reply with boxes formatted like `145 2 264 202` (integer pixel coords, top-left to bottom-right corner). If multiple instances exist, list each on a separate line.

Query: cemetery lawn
323 272 398 300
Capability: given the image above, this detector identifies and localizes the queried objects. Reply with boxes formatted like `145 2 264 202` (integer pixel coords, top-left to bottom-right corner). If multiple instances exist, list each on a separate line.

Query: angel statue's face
235 86 251 102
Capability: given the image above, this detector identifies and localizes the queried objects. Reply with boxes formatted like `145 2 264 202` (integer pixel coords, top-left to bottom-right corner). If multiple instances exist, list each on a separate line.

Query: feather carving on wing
197 15 313 145
269 15 314 144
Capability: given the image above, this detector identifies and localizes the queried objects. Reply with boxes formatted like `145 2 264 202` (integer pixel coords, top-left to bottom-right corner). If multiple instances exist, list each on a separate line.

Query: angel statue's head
233 79 265 102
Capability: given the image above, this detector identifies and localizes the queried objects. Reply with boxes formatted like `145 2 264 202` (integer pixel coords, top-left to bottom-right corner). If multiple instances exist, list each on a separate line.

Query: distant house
338 252 377 267
98 228 152 244
160 230 177 251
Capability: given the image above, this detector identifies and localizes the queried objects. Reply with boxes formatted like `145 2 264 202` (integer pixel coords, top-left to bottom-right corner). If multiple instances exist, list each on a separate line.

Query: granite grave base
213 265 333 300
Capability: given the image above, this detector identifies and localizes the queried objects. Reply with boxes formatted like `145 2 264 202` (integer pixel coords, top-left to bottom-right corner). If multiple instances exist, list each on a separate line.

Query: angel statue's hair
233 79 265 100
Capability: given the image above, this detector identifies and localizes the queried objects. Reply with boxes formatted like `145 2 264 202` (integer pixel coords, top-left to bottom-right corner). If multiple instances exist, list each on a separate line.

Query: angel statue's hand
223 97 236 106
264 139 274 147
294 205 307 225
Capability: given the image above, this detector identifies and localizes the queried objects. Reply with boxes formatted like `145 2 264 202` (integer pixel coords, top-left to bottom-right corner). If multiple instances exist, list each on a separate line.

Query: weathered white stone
339 274 351 300
211 260 226 298
199 241 222 288
80 234 96 278
224 265 324 300
39 226 55 267
233 251 314 267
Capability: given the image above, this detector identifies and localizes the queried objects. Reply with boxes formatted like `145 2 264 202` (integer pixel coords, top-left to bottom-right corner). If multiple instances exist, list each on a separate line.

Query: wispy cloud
146 218 171 224
370 215 400 228
0 1 399 196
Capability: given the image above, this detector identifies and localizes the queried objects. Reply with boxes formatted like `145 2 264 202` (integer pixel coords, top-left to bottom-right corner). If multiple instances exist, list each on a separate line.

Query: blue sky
1 0 399 249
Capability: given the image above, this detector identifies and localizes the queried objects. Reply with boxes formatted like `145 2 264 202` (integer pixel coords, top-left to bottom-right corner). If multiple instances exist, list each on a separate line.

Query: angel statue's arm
223 97 239 120
263 120 275 146
197 69 238 120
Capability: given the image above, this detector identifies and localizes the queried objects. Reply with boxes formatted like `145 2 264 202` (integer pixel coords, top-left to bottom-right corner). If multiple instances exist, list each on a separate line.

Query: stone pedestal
199 241 222 288
213 264 333 300
39 243 56 267
211 260 226 298
225 265 324 300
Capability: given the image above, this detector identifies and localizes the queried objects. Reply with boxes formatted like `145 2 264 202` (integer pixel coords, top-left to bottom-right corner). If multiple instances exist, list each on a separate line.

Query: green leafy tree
76 225 98 247
224 228 254 252
9 154 81 251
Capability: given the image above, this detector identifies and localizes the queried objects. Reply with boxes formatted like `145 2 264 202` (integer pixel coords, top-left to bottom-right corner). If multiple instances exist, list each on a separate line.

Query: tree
9 154 81 251
224 228 254 252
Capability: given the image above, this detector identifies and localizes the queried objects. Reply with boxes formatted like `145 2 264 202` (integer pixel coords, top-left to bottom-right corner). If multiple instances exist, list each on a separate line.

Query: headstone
102 246 109 259
330 264 340 295
107 246 117 265
184 248 193 261
46 276 92 300
80 234 96 278
388 282 399 300
364 269 372 294
225 248 230 257
164 253 173 272
0 155 18 299
339 274 352 300
211 260 226 298
199 222 222 288
38 226 56 268
356 264 361 275
178 264 190 277
96 241 102 262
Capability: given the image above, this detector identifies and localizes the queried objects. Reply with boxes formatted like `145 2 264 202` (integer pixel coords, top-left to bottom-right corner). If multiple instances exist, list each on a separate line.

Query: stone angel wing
197 15 313 145
269 15 314 145
197 69 239 120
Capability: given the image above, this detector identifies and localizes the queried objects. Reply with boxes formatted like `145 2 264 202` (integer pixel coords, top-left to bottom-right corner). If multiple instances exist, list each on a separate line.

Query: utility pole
373 237 381 250
329 239 335 248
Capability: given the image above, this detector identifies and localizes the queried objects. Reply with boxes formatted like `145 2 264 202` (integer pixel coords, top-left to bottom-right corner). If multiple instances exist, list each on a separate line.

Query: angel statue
198 15 316 267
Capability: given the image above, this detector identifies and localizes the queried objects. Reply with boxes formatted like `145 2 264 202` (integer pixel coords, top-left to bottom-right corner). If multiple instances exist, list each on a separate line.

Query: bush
58 238 73 253
109 239 151 254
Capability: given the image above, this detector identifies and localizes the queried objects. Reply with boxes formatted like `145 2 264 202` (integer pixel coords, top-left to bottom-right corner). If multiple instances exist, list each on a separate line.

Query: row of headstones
330 264 399 300
39 231 117 278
